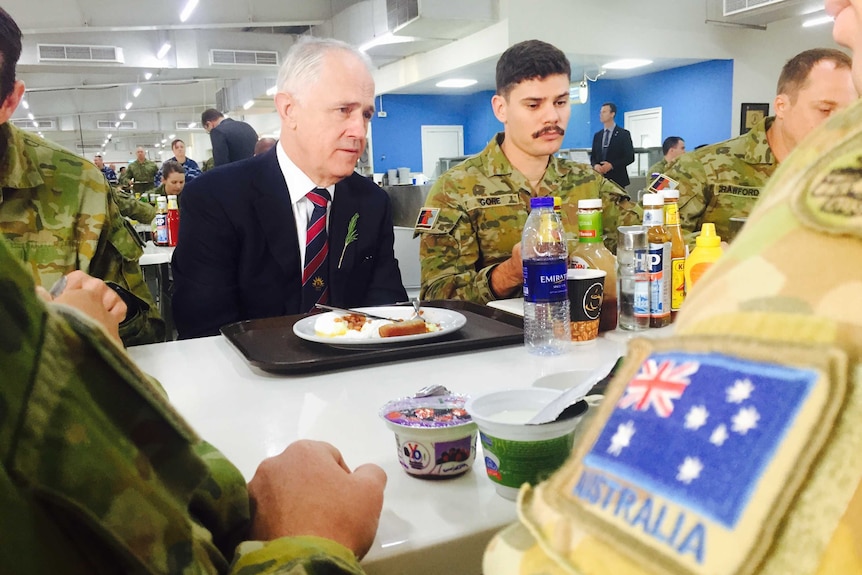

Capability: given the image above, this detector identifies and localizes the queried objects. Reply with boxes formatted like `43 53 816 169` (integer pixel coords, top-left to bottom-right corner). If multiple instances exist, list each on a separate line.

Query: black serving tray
220 300 524 374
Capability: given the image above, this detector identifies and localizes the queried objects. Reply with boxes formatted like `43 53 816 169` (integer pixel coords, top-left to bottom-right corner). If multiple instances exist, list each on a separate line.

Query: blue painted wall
372 59 734 173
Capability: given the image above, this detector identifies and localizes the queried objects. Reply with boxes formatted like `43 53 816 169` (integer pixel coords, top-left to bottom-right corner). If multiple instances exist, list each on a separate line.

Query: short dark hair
495 40 570 99
0 7 22 103
662 136 684 155
171 138 184 149
161 159 184 179
777 48 851 100
602 102 617 115
201 108 224 125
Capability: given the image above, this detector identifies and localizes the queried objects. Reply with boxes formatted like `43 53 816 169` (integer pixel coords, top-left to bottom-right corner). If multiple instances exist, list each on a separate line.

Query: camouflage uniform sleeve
662 153 709 240
112 187 157 224
416 175 498 304
91 188 166 346
597 177 643 254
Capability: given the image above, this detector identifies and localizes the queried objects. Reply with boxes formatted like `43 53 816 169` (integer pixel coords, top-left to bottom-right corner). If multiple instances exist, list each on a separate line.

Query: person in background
120 146 159 197
201 108 259 166
1 229 385 574
483 6 862 573
173 37 407 339
0 8 163 347
647 136 685 180
154 158 186 197
415 39 640 304
662 47 856 241
254 136 278 156
93 153 118 185
590 102 635 188
154 138 201 186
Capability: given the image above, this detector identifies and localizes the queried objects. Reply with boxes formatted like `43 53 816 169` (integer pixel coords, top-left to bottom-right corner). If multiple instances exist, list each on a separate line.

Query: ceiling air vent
387 0 420 31
38 44 124 63
723 0 787 15
210 49 279 66
175 121 201 130
97 120 136 130
11 118 55 130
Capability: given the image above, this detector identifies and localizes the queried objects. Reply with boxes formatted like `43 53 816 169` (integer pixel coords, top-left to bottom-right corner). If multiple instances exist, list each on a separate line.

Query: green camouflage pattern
0 235 367 575
647 158 668 179
112 187 157 224
0 123 164 346
416 133 642 303
482 98 862 575
121 157 159 194
661 117 776 243
202 157 215 172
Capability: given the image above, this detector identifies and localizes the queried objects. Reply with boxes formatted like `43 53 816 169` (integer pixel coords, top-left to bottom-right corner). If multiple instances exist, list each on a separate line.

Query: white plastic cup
466 388 584 500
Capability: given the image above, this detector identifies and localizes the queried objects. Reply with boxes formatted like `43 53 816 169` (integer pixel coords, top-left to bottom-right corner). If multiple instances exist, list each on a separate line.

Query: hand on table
490 242 523 298
248 439 387 559
35 270 126 343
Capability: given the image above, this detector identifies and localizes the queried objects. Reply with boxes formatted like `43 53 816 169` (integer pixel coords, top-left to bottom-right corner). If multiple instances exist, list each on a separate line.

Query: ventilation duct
38 44 124 63
385 0 495 40
97 120 136 130
718 0 823 26
210 49 279 66
11 118 55 130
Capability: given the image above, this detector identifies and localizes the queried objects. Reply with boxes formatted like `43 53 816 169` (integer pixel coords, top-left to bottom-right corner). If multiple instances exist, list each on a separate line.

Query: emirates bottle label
523 258 568 303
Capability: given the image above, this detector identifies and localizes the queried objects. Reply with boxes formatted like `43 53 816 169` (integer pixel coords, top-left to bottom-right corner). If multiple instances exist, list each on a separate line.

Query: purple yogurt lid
379 394 473 429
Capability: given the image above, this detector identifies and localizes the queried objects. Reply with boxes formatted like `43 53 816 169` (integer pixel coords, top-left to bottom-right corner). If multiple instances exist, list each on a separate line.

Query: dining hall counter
127 331 625 574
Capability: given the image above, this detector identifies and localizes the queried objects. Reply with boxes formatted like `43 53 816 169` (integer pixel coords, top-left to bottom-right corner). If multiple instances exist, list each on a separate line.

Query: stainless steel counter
381 184 431 227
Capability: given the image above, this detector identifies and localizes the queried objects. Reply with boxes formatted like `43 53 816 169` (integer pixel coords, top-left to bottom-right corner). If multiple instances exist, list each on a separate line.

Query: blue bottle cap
530 196 554 208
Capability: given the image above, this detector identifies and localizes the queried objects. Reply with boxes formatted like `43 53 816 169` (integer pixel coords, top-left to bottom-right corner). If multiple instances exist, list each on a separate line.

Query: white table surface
139 241 174 266
127 331 626 574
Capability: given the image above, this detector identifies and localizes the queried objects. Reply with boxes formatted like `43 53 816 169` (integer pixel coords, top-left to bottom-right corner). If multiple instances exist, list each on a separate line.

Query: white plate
293 306 467 346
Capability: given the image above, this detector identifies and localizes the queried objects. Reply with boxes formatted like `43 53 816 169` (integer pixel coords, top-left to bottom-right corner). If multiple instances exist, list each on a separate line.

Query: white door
421 125 464 180
624 107 662 178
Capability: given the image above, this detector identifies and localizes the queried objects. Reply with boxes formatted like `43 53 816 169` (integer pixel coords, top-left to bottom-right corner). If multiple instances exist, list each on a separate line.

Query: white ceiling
4 0 835 158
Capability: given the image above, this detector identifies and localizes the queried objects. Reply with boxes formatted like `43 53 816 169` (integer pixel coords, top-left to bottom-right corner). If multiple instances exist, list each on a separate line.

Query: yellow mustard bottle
684 223 724 291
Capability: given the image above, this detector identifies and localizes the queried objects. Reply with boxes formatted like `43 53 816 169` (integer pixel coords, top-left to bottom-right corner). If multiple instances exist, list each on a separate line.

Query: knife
314 303 402 322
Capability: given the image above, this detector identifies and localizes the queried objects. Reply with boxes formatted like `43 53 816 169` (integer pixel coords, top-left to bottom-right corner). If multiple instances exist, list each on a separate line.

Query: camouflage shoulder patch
796 164 862 239
520 335 852 575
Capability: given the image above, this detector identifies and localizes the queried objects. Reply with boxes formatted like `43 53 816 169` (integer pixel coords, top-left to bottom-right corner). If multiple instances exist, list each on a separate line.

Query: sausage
379 318 428 338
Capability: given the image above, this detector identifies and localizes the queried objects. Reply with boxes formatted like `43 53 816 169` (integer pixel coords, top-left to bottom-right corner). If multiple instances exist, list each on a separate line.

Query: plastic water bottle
522 196 571 355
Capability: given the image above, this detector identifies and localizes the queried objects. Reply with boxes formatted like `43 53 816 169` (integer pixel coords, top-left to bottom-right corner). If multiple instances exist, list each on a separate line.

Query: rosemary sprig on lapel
338 213 359 268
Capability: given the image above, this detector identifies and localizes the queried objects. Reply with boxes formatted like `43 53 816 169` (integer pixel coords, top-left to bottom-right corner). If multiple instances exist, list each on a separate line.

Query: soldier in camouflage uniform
646 136 685 180
121 146 159 196
95 152 157 224
662 48 855 242
483 10 862 572
0 19 163 347
0 233 384 573
415 40 640 304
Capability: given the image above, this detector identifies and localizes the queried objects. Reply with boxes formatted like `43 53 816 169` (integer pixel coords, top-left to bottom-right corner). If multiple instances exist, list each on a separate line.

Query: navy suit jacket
172 148 407 339
210 118 258 166
590 125 635 187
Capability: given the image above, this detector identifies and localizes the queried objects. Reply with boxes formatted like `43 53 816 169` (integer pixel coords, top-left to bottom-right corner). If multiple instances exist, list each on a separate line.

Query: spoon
527 355 623 425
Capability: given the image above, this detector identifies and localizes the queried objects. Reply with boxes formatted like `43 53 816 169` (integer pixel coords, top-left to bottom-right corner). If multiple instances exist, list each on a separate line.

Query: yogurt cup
466 388 585 500
379 394 478 478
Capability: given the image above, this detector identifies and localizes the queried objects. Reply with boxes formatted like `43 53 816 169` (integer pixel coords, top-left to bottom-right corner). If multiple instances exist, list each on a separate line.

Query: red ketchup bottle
166 194 180 247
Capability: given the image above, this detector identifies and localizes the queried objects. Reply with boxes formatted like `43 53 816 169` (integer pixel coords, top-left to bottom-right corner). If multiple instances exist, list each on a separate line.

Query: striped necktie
301 187 331 311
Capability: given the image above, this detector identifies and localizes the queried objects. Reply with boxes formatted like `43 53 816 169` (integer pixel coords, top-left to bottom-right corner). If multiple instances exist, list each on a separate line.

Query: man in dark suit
590 102 635 188
173 38 407 339
201 108 259 166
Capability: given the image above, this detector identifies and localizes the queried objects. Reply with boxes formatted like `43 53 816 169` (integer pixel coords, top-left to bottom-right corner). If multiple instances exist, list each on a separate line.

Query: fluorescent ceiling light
602 58 653 70
27 112 34 120
31 121 37 127
132 86 142 98
243 99 255 110
115 121 121 128
358 32 415 53
179 0 199 22
161 138 167 144
803 15 834 27
119 112 126 120
106 133 112 139
157 42 172 60
188 122 197 129
125 102 133 110
21 99 28 109
168 134 175 139
435 79 478 88
266 85 277 96
144 72 153 80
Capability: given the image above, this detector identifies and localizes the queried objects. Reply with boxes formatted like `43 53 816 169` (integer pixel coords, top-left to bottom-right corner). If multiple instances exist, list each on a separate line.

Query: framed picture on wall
740 103 769 134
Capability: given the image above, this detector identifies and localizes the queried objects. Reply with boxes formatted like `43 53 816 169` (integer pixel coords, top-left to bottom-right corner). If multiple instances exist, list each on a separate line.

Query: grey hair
276 36 373 102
